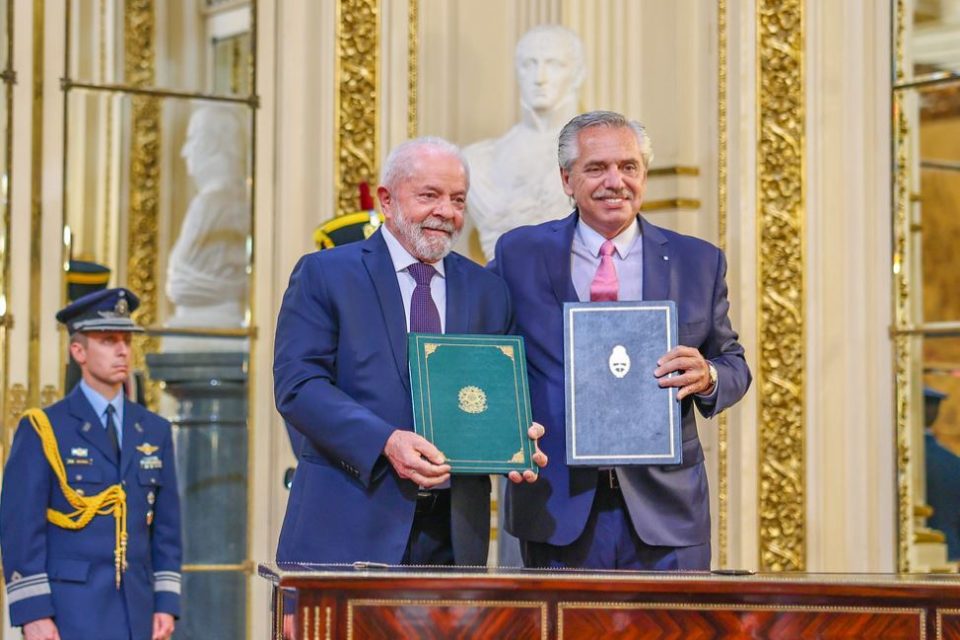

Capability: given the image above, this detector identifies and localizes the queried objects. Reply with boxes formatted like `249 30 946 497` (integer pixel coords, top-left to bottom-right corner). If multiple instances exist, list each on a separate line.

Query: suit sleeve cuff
8 572 55 627
154 570 181 617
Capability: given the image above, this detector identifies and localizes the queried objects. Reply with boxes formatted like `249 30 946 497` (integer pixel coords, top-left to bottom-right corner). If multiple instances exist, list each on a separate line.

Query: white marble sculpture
166 105 249 331
463 25 585 260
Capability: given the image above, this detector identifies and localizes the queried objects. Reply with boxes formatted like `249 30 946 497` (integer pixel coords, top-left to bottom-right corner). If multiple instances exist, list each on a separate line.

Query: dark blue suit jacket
0 387 182 639
274 230 513 565
492 212 751 548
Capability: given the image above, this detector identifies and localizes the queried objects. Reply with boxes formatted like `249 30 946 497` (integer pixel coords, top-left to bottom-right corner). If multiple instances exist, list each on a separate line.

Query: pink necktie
590 240 619 302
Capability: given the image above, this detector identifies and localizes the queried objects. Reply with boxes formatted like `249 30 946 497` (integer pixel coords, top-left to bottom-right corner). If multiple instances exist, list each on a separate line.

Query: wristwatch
707 362 718 390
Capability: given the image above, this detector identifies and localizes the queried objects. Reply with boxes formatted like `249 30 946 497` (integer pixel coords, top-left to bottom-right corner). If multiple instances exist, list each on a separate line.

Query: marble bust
463 25 585 260
166 105 249 330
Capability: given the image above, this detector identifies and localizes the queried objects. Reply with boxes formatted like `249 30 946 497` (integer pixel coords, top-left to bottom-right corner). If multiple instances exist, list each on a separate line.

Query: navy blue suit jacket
0 387 182 639
491 212 751 548
274 230 513 565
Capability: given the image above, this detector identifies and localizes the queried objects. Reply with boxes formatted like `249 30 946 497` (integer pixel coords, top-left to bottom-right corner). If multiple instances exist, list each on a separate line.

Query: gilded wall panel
716 0 729 569
756 0 805 572
124 0 161 407
891 0 914 574
336 0 379 216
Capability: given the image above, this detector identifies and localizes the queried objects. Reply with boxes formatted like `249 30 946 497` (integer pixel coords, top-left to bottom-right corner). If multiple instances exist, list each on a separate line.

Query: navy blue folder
564 301 682 466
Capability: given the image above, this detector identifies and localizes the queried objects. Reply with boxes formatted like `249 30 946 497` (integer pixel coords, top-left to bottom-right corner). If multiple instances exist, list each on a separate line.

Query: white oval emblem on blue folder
608 345 631 378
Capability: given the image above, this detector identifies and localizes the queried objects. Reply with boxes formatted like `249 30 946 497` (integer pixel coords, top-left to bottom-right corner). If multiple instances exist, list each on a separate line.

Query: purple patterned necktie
408 262 441 333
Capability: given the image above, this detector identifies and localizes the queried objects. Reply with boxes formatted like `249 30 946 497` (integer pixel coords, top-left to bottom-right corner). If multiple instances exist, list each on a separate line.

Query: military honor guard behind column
1 288 182 640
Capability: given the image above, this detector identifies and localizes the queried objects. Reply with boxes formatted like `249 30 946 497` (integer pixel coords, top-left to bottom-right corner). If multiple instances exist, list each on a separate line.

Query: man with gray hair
274 137 545 568
463 25 586 260
491 111 751 570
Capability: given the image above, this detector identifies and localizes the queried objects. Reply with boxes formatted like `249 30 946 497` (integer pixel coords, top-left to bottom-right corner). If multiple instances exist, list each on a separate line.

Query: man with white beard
273 137 546 569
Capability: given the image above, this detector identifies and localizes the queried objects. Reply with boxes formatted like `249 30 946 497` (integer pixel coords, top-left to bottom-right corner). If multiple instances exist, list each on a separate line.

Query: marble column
146 351 248 640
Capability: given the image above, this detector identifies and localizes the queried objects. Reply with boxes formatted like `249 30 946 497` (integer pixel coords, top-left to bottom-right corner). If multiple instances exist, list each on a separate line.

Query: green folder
408 333 536 475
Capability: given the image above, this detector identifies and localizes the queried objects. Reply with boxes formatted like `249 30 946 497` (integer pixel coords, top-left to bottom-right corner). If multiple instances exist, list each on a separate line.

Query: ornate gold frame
891 0 913 573
716 0 729 569
27 0 43 407
123 0 162 409
334 0 379 217
407 0 417 138
756 0 806 571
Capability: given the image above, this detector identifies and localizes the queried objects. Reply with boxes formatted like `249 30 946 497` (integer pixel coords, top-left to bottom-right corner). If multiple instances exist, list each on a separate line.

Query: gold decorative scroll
40 384 58 408
716 0 729 569
124 0 161 409
335 0 379 216
6 382 25 433
28 0 45 406
639 198 701 212
407 0 417 138
99 0 115 264
756 0 806 572
892 0 914 572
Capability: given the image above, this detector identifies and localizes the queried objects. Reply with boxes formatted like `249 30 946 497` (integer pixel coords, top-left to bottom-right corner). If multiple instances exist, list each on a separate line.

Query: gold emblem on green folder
458 386 487 414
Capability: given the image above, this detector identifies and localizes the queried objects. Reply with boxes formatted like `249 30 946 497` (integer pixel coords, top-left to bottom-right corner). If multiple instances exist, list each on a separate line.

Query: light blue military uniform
0 288 182 640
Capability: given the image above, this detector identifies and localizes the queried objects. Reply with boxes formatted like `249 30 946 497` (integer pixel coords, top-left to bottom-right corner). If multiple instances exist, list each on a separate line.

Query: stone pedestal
147 351 248 640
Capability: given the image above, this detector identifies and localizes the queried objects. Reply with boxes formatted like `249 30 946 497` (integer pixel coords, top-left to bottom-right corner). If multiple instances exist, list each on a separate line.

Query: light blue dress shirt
571 218 643 302
79 379 125 447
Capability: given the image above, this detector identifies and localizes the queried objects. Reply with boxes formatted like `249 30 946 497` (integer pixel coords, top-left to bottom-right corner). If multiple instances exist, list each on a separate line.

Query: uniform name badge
139 455 162 470
67 446 93 465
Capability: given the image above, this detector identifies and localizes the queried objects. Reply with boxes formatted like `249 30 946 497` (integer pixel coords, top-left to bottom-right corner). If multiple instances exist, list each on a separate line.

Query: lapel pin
82 422 91 432
134 423 144 433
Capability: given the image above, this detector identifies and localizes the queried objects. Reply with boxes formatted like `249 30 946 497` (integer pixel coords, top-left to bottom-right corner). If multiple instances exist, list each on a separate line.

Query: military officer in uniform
0 288 182 640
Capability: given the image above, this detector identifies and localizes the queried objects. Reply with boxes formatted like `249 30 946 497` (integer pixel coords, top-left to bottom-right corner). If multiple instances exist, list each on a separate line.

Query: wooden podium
260 563 960 639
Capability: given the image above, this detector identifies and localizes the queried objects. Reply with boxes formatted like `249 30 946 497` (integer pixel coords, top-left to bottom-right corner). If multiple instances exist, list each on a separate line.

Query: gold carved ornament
124 0 162 411
716 0 730 569
336 0 379 217
892 0 914 572
756 0 806 572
